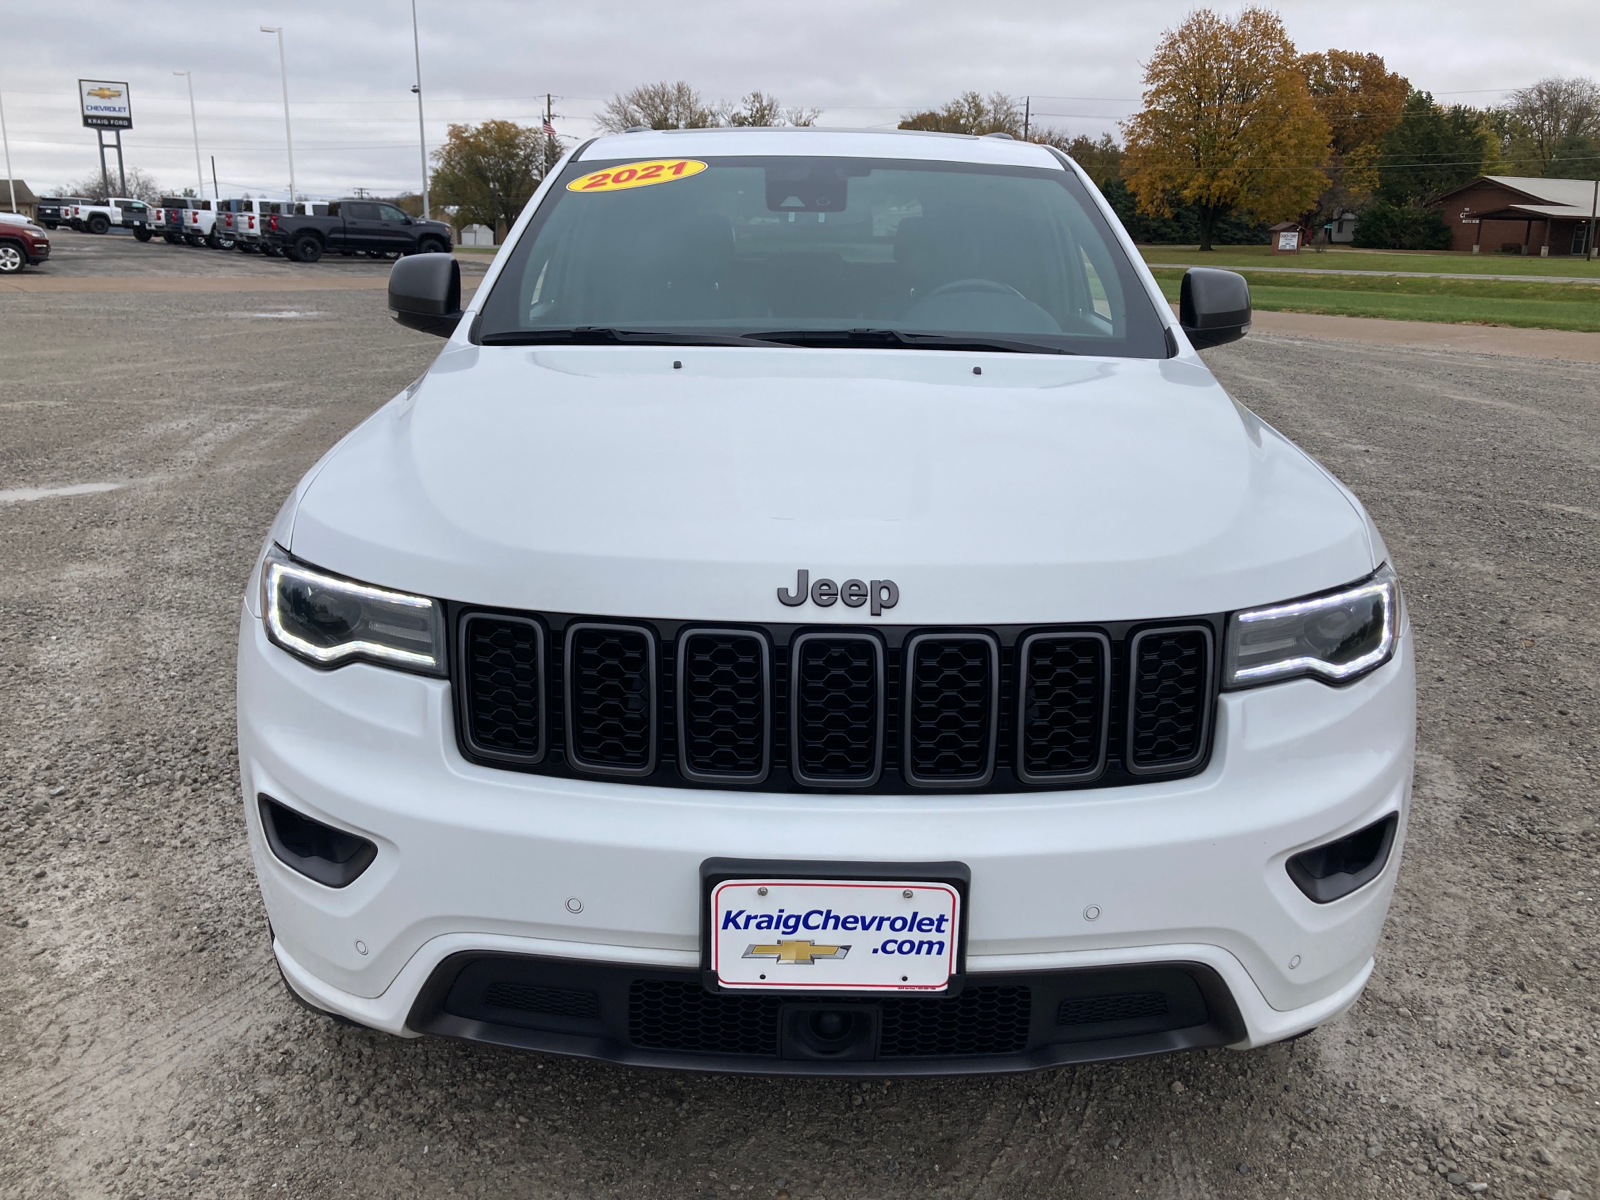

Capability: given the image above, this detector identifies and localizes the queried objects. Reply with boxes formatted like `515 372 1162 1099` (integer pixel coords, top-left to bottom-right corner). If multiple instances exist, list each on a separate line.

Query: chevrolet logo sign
742 939 851 965
88 87 123 99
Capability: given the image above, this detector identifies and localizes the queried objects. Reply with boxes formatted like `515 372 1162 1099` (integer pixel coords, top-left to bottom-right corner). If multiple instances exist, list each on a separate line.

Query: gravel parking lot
0 244 1596 1200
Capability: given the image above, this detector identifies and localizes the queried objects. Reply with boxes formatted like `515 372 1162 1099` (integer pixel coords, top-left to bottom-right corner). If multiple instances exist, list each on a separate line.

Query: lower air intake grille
461 614 544 763
1127 626 1213 774
877 986 1033 1057
1017 633 1109 783
678 630 769 781
1056 991 1169 1026
904 634 998 786
790 633 884 786
565 623 656 775
483 982 599 1019
628 980 781 1055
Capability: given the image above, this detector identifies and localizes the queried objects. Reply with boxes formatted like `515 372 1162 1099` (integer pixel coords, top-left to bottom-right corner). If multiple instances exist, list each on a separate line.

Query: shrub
1353 202 1454 250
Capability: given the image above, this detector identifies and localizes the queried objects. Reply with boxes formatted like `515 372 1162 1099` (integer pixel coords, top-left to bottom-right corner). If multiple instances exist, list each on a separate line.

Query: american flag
542 117 557 137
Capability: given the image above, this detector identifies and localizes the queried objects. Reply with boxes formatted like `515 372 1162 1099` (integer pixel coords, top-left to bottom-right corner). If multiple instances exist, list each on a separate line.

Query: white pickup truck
66 198 154 238
181 199 235 250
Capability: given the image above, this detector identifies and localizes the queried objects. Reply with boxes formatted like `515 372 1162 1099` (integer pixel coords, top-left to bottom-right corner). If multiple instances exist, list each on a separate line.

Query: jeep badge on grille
777 570 898 615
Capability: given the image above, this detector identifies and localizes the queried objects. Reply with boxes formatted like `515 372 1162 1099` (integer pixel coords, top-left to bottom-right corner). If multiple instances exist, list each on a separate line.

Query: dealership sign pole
79 80 132 199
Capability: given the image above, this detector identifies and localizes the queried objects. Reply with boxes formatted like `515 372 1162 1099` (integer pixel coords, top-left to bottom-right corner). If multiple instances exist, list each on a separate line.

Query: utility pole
211 156 219 200
0 65 15 213
411 0 428 219
261 26 296 201
1590 178 1598 261
1023 96 1030 142
174 71 204 198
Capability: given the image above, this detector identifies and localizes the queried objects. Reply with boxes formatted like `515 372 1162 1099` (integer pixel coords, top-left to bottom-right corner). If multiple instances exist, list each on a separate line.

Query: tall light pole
173 71 204 198
260 27 296 202
0 64 16 214
410 0 429 219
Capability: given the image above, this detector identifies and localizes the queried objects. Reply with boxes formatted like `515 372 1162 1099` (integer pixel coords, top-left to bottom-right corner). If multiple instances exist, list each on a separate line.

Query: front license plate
710 878 961 992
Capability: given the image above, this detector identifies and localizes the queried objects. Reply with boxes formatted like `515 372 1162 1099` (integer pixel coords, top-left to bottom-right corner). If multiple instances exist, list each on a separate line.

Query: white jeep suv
238 128 1413 1074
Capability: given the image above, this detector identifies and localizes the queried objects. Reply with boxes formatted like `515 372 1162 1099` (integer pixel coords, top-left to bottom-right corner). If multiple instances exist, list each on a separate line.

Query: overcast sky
3 0 1596 200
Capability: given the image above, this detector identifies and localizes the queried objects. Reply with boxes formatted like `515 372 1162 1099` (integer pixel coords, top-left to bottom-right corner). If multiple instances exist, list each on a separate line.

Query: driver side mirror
1179 268 1251 349
388 254 464 337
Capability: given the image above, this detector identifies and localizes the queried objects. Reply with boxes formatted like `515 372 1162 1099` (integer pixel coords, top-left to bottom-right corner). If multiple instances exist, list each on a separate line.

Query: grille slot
628 980 781 1055
1016 632 1110 783
877 986 1033 1057
1126 626 1213 774
1056 991 1169 1026
564 623 657 776
903 633 998 787
789 633 885 787
460 614 545 764
483 982 599 1019
677 629 770 783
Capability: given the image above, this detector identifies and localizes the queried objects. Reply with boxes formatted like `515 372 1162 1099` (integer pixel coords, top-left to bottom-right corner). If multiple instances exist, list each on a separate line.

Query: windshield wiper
480 327 761 347
741 328 1076 355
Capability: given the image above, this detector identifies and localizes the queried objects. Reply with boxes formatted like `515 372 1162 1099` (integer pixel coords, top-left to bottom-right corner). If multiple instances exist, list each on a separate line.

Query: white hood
288 344 1379 624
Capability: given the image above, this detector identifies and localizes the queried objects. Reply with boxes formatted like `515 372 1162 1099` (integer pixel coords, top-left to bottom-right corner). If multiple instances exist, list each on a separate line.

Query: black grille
1127 627 1213 773
453 611 1222 793
1017 632 1109 783
1056 991 1169 1026
678 630 769 782
904 634 998 786
483 982 599 1019
565 623 656 775
628 980 781 1055
790 633 884 786
877 986 1033 1057
460 614 545 763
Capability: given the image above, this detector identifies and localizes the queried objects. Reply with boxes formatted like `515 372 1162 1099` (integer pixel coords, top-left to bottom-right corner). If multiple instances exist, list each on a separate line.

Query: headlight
261 545 445 676
1223 564 1398 688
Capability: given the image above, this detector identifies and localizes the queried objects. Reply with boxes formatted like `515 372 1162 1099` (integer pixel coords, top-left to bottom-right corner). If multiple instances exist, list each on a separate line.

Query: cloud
2 0 1587 199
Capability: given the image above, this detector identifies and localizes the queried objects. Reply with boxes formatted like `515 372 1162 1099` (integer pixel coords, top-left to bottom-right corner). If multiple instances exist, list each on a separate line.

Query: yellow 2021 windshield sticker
567 159 708 193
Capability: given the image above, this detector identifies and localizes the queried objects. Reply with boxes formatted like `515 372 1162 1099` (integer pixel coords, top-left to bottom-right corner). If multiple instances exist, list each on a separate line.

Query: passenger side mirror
388 254 464 338
1179 268 1251 349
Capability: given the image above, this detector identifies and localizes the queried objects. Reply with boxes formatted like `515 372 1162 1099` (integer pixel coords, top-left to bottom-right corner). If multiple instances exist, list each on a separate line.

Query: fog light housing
258 794 377 888
1286 813 1398 903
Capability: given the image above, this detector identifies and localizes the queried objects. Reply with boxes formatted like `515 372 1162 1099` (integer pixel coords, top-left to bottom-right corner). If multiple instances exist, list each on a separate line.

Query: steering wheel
917 277 1028 302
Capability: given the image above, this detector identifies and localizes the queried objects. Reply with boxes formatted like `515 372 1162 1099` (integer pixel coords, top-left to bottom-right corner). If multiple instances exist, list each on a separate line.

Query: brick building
1431 175 1599 256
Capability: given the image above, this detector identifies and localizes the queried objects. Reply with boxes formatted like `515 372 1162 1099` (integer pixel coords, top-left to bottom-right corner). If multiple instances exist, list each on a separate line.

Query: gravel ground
0 274 1596 1200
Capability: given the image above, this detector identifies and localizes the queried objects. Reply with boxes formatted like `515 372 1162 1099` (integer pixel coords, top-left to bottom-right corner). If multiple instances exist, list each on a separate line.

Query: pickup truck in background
155 198 194 243
265 199 452 263
67 198 152 236
183 200 234 249
36 198 69 229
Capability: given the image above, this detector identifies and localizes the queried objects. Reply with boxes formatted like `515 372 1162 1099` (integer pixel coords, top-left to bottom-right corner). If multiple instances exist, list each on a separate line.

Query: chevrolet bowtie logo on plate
88 87 123 99
742 939 851 965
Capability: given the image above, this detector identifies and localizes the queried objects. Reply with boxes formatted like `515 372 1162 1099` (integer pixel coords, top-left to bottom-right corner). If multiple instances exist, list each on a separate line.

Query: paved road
0 271 1596 1200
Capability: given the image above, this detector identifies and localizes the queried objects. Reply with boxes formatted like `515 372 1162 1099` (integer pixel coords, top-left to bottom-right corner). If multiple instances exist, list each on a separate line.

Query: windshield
475 153 1168 357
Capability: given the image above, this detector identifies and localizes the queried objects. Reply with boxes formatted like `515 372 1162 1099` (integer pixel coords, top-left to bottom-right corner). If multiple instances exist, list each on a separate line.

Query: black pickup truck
36 198 69 229
264 199 454 263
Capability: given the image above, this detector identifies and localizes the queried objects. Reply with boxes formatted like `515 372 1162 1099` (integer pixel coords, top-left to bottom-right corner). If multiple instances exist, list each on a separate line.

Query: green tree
1298 49 1410 228
1499 76 1600 176
1122 8 1330 251
429 120 543 239
1373 92 1493 205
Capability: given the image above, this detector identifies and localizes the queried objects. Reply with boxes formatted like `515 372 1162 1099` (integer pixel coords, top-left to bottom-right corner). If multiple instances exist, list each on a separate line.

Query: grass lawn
1148 266 1600 332
1138 244 1600 279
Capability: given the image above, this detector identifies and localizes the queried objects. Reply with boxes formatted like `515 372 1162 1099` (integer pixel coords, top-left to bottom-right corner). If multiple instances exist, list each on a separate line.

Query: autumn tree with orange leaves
1123 9 1330 250
1299 49 1410 222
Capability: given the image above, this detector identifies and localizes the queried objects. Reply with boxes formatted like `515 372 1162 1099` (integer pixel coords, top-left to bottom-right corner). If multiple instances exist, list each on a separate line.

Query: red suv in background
0 213 51 273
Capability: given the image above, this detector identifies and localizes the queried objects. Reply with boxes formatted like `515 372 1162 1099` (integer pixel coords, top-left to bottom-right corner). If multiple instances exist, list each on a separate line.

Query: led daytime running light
1228 571 1397 686
263 556 440 671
